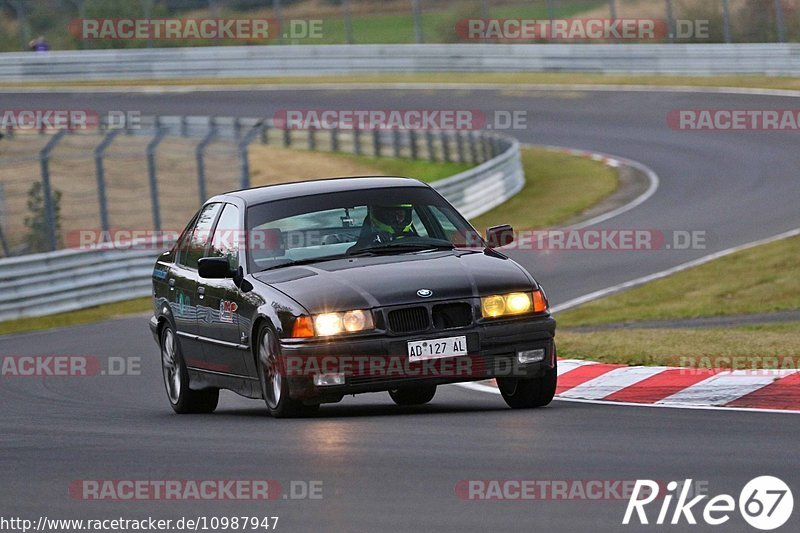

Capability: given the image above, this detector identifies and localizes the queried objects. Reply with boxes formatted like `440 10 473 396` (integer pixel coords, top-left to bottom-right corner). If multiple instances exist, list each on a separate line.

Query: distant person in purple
29 36 50 52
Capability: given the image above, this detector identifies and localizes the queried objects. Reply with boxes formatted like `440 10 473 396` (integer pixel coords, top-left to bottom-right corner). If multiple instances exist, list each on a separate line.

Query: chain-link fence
0 116 499 257
1 0 797 51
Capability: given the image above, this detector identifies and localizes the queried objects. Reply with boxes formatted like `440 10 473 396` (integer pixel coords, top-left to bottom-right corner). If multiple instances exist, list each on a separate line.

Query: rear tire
256 326 319 418
388 385 437 406
160 325 219 414
497 358 557 409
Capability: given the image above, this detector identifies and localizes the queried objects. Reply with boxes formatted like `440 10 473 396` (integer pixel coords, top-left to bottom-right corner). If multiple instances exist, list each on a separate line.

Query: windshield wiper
347 241 454 256
258 254 346 272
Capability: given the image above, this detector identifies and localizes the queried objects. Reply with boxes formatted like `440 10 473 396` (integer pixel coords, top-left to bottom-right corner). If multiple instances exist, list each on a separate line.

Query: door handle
168 278 175 290
198 286 205 299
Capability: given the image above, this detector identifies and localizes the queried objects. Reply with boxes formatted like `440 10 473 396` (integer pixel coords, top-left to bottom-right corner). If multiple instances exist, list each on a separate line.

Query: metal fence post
774 0 786 43
283 126 291 147
481 135 491 161
273 0 284 43
195 118 217 206
93 128 122 233
308 125 316 150
545 0 554 19
372 129 381 157
665 0 675 43
456 132 466 164
234 117 243 141
343 0 354 44
722 0 732 43
411 0 424 43
147 127 167 231
392 129 401 157
7 1 30 51
468 132 479 163
0 223 9 257
425 130 436 162
238 123 265 190
353 127 362 155
609 0 617 20
261 120 270 144
409 130 419 160
181 115 189 137
440 131 451 162
330 127 339 152
39 130 67 252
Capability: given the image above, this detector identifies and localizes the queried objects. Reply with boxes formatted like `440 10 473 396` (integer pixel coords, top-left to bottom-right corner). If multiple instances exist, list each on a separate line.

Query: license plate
407 336 468 362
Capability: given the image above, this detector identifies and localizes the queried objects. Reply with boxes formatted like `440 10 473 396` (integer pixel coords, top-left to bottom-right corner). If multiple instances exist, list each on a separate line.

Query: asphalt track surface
2 87 800 532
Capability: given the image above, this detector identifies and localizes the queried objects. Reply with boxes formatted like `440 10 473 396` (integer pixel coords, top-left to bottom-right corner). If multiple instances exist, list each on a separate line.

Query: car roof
211 176 430 206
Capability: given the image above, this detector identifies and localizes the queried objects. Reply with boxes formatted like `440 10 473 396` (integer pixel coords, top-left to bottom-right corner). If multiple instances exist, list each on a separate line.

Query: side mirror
486 224 514 248
198 257 233 279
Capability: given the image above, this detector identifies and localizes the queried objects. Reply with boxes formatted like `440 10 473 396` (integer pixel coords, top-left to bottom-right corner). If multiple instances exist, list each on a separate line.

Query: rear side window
178 203 222 270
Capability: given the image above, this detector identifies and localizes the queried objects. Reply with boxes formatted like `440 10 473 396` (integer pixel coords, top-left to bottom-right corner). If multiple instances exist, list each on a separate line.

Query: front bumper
280 315 556 403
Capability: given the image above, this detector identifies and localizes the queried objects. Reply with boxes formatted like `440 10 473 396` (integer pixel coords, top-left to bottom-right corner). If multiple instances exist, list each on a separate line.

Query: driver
357 204 417 245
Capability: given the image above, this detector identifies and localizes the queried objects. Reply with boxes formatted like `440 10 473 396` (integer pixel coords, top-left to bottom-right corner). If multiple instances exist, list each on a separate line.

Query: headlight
481 290 548 318
290 310 375 338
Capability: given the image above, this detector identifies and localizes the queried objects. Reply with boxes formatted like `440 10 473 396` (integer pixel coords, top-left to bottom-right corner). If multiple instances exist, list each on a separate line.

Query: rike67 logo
624 477 793 530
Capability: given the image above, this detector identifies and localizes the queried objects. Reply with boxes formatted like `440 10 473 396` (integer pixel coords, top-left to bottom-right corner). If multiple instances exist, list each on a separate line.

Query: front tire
388 385 437 406
160 325 219 414
497 358 557 409
256 326 319 418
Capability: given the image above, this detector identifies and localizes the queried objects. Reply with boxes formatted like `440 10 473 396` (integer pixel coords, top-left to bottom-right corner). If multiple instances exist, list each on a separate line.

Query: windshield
246 186 483 272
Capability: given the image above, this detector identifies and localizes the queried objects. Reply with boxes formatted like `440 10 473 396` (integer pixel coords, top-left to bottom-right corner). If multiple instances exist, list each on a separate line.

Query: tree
24 181 62 252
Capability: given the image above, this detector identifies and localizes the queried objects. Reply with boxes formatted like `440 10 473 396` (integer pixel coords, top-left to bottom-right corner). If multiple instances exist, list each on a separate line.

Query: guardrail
0 117 523 321
2 43 800 80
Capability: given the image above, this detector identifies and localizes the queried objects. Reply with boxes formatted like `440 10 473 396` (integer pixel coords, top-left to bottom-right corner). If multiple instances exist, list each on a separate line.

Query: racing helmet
370 204 413 233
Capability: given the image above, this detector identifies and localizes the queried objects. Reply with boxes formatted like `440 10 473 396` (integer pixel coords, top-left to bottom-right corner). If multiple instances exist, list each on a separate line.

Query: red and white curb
461 359 800 414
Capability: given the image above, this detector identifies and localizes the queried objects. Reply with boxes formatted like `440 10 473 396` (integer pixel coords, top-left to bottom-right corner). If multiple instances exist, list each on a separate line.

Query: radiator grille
388 306 430 333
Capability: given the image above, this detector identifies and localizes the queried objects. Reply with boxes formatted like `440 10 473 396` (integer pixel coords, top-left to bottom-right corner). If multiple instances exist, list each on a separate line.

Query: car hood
251 250 535 313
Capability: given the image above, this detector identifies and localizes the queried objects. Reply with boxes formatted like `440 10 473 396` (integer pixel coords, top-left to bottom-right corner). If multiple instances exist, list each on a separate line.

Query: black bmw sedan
150 177 557 417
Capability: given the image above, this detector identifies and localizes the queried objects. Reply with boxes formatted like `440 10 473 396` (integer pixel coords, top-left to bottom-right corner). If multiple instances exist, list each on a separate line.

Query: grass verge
0 298 152 337
471 147 618 231
556 235 800 367
557 323 800 369
7 73 800 91
328 153 473 183
557 236 800 328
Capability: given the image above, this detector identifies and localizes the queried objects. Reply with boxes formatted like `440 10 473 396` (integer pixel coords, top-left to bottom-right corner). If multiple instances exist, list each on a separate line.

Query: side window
179 203 222 270
207 204 241 270
174 212 199 266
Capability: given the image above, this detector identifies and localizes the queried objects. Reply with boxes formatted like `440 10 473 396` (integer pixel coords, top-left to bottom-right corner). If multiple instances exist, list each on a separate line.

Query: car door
170 202 222 370
196 203 250 376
